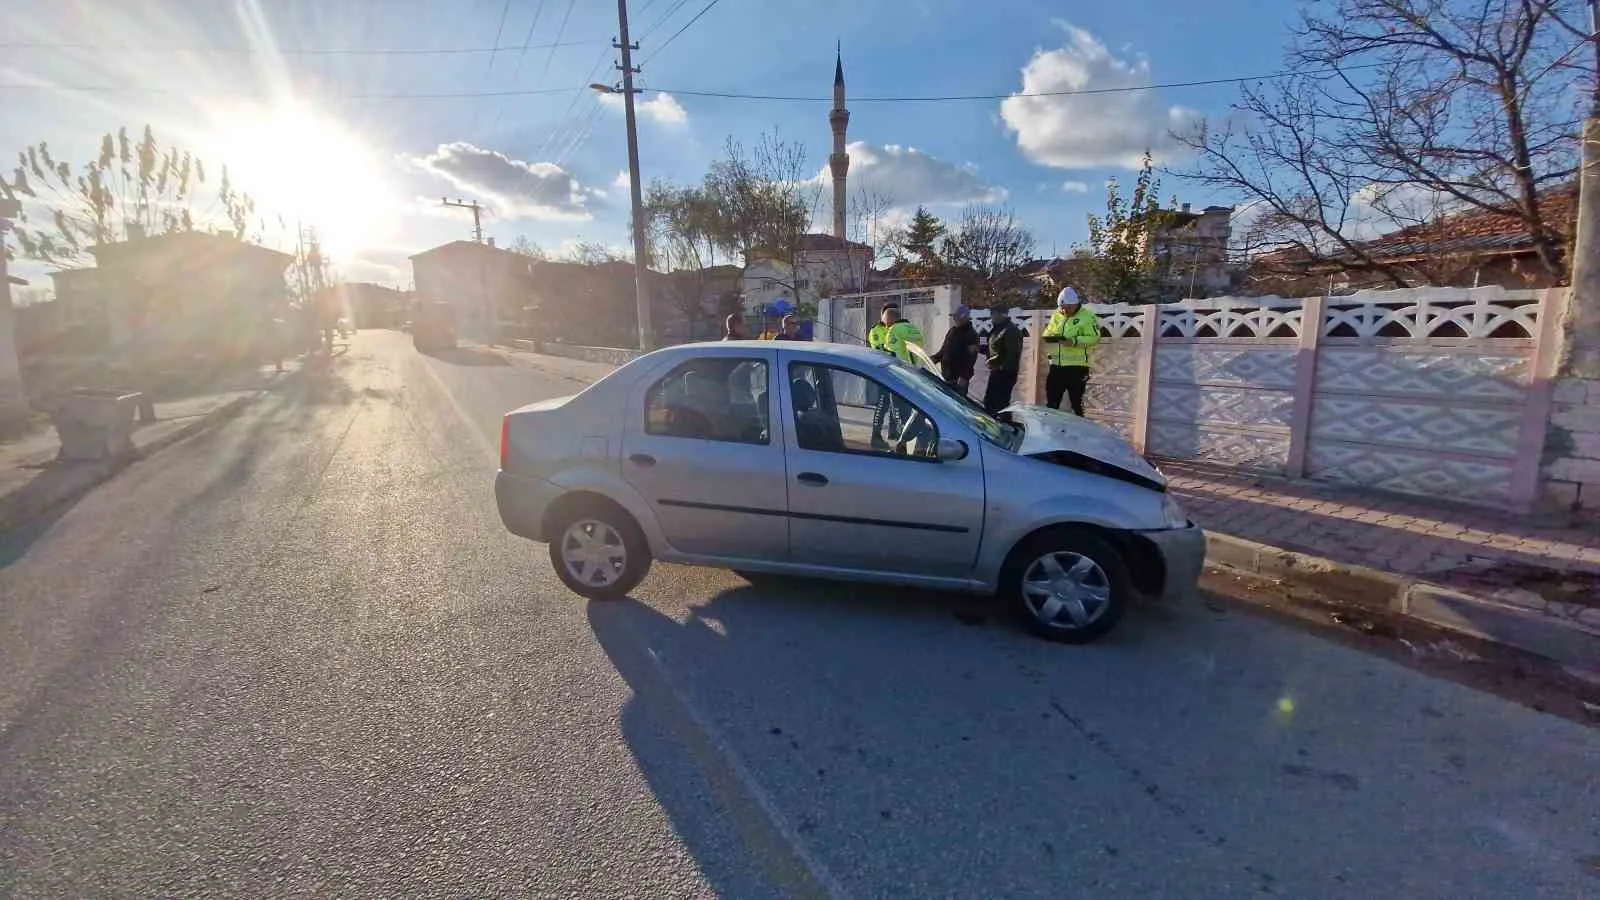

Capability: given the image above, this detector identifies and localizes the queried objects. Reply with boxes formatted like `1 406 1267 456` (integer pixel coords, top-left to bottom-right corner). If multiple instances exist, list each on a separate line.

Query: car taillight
499 416 510 470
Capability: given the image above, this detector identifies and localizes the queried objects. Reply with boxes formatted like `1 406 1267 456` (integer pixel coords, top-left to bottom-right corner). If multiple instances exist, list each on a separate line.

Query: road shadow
0 459 121 569
424 346 510 367
582 576 1185 897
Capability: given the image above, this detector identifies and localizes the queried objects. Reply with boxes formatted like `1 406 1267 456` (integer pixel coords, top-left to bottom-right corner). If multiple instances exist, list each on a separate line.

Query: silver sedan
495 341 1204 643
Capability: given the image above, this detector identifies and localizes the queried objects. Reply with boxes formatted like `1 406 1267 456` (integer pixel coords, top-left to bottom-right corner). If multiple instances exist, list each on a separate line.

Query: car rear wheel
1002 528 1129 644
549 501 650 600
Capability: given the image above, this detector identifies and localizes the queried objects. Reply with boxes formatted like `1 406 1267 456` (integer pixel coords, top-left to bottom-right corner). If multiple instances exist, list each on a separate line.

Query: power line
637 0 693 42
0 62 1389 102
508 0 550 80
536 0 578 85
0 39 605 56
641 0 720 64
485 0 514 73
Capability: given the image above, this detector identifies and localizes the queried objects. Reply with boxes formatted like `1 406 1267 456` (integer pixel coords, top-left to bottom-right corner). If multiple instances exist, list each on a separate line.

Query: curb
1205 532 1600 669
0 372 296 536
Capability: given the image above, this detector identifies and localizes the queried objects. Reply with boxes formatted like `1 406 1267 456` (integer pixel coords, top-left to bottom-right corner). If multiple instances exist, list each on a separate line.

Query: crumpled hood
1007 404 1167 488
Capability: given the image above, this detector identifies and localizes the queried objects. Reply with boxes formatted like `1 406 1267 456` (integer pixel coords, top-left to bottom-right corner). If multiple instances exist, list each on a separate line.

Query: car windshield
880 358 1016 450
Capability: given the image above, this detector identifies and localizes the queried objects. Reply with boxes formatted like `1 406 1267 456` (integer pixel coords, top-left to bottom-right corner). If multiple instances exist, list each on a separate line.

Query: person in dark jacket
931 304 980 395
983 308 1023 415
723 313 748 340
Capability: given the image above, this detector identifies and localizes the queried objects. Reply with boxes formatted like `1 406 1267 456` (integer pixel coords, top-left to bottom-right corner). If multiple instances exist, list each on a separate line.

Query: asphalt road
1 330 1597 899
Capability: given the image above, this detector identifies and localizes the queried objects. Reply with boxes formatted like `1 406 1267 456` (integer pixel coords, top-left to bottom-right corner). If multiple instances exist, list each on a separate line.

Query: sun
206 104 394 259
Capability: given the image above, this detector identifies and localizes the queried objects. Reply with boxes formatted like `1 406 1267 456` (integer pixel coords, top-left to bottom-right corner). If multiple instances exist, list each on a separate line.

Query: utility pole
1565 0 1600 377
442 197 492 341
442 197 485 244
614 0 653 351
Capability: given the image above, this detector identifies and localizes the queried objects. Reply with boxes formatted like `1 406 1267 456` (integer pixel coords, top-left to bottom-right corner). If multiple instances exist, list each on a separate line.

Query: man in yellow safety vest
1040 286 1100 416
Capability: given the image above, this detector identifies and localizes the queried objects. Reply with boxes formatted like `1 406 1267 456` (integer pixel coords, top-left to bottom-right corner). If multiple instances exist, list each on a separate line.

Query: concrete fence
1080 287 1569 512
825 284 1574 513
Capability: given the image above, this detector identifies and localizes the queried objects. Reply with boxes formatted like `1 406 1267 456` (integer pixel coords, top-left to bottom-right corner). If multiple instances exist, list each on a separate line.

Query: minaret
828 45 850 241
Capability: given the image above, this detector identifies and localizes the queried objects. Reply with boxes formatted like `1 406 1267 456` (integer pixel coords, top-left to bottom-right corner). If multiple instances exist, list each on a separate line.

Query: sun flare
206 105 394 259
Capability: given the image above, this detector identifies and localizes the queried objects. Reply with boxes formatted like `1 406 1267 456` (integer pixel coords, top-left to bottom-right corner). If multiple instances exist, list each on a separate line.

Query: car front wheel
1003 528 1129 643
548 501 650 600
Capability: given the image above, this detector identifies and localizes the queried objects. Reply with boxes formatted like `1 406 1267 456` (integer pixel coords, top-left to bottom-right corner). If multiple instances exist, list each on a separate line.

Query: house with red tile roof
1244 184 1576 296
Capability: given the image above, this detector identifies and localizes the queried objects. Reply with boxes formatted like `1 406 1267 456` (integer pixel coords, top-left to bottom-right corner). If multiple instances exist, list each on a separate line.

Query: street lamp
590 13 654 352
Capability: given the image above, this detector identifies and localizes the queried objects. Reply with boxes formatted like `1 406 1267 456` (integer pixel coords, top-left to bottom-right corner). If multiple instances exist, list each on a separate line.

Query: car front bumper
1135 522 1207 603
496 470 561 542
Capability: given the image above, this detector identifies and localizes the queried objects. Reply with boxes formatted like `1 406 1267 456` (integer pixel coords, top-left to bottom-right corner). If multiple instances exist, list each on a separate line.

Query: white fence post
1285 295 1325 478
1130 306 1159 455
1508 287 1571 511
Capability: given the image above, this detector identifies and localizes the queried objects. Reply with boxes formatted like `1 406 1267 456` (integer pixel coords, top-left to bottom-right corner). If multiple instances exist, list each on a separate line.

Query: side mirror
936 438 969 461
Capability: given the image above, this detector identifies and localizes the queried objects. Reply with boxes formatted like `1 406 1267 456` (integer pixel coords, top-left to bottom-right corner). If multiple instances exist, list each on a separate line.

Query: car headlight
1160 494 1188 530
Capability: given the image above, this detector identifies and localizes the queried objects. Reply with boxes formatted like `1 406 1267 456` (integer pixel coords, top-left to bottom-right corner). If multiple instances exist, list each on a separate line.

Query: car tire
548 499 651 601
1001 527 1129 644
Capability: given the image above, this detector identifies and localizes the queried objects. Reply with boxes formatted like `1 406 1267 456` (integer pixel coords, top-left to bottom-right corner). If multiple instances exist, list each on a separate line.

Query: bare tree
703 129 817 264
1178 0 1586 284
941 204 1037 304
847 185 897 268
12 124 256 266
508 235 546 259
560 240 626 265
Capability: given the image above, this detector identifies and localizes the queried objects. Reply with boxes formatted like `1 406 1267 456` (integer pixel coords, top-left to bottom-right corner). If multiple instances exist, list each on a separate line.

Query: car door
621 350 788 561
780 356 985 580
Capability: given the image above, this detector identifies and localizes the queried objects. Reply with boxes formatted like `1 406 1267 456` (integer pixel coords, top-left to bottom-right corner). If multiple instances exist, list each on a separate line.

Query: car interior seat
791 377 843 452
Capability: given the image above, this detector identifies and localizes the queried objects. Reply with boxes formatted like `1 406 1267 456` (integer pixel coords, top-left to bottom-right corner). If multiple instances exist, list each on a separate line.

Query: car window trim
784 360 945 464
643 355 773 446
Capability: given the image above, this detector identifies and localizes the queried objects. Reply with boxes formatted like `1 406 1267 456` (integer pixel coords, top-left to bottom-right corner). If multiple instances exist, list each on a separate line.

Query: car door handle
796 472 829 486
629 453 656 467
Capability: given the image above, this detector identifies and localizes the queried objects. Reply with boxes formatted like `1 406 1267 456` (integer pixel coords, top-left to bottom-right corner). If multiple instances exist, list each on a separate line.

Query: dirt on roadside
1200 567 1600 729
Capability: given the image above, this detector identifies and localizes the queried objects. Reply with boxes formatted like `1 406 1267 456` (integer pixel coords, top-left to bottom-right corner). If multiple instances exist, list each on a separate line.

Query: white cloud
597 91 688 127
1061 180 1089 194
407 142 596 221
822 142 1006 207
613 170 631 190
1000 22 1201 170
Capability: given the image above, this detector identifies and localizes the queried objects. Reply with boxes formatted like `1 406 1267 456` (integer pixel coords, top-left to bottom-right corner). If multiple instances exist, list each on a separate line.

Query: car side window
645 358 770 444
788 362 939 459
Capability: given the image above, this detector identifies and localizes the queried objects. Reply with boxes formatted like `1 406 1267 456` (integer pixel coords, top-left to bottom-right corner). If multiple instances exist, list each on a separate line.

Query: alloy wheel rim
560 519 627 588
1021 551 1111 629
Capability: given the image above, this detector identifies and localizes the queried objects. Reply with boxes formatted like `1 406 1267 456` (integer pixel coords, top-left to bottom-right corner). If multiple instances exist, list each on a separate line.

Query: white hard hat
1056 287 1081 307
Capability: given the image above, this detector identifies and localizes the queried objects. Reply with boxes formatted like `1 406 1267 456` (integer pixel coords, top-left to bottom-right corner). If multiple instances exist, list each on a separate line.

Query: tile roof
1356 182 1576 260
1250 182 1577 272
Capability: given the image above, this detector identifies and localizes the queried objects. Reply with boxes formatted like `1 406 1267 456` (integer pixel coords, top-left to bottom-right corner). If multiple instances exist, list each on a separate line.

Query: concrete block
1404 584 1600 668
1550 405 1600 434
1540 480 1581 511
1553 379 1590 405
1568 431 1600 459
1204 532 1262 572
1545 456 1600 483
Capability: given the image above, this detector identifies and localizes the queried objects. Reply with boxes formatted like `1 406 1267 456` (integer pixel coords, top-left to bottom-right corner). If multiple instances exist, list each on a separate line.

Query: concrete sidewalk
1165 460 1600 667
0 364 296 534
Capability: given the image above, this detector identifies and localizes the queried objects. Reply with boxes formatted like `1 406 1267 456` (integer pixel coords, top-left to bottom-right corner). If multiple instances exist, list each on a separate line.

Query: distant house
1245 184 1576 296
48 229 292 368
410 240 536 335
311 282 413 329
741 233 872 316
1134 203 1234 300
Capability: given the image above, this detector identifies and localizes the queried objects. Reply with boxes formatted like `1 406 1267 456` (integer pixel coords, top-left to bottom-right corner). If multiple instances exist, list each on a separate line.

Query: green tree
644 181 726 330
895 206 947 283
1079 152 1174 303
10 124 256 266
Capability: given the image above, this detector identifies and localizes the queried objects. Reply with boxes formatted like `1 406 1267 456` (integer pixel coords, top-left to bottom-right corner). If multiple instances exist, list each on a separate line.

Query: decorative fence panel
1081 287 1568 511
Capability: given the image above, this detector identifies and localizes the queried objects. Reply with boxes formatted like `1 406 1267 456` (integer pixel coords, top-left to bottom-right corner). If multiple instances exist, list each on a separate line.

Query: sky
3 0 1311 290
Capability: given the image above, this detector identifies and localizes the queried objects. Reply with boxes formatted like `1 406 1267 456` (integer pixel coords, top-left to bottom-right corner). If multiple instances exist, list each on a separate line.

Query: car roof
652 340 889 366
